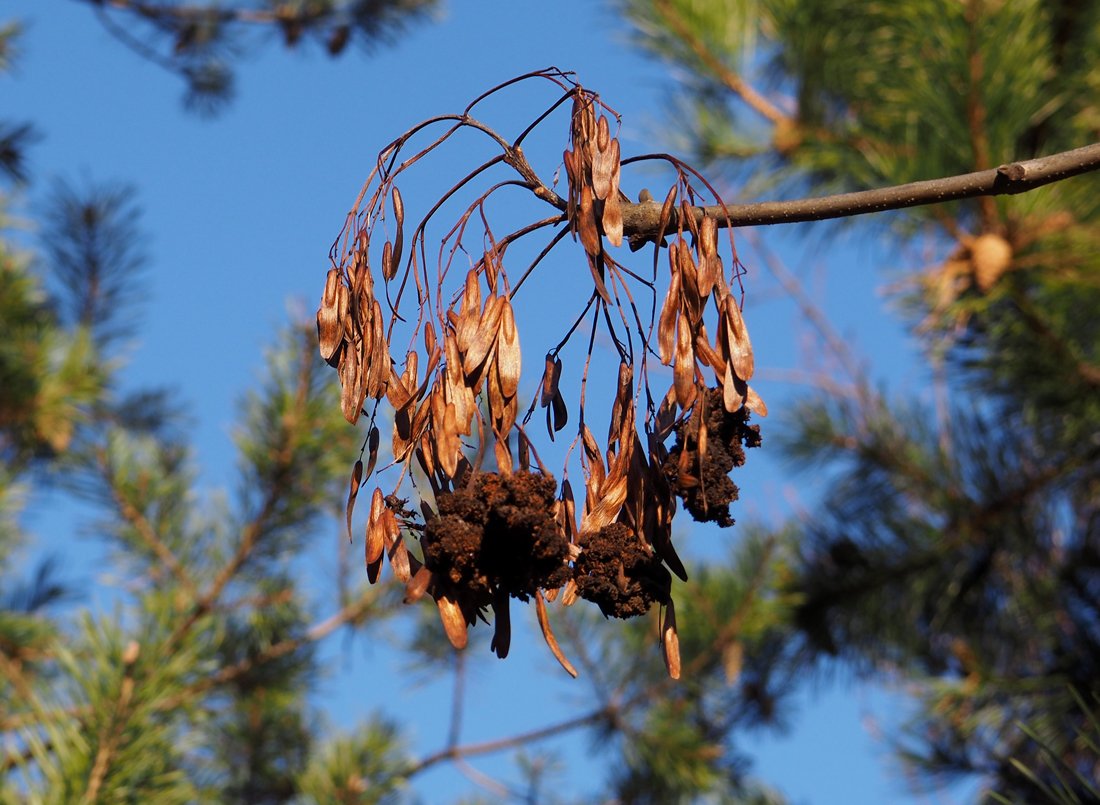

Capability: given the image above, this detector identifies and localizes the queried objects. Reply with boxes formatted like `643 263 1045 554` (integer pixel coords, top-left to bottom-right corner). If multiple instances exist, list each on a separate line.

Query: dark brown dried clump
663 387 762 527
573 523 672 619
421 472 571 605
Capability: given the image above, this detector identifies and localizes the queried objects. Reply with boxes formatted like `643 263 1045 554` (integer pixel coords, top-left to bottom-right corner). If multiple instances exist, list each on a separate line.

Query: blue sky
5 2 978 803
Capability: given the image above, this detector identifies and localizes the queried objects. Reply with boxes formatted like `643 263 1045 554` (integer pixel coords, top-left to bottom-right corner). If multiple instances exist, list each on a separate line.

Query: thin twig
745 230 864 385
403 703 616 778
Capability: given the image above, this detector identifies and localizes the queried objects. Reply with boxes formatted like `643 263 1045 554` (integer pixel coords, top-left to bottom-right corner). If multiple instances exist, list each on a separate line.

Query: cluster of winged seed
388 262 523 486
655 204 765 418
318 80 767 681
562 93 623 301
316 199 398 423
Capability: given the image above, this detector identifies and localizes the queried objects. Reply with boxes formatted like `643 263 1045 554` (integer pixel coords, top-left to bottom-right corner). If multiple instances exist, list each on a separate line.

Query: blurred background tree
2 1 1098 802
71 0 441 114
618 0 1100 800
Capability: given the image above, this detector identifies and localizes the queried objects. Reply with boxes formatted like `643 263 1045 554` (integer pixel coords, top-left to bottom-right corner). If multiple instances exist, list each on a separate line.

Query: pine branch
97 446 199 597
1010 292 1100 388
159 588 379 708
82 641 140 803
403 702 620 778
167 334 315 646
962 0 998 230
619 142 1100 240
650 0 790 126
92 0 341 28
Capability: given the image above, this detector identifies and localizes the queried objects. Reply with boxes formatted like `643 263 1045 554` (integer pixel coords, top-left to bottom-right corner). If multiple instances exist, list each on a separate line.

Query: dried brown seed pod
662 599 681 680
607 360 633 444
580 425 632 534
436 594 469 650
339 343 366 424
677 239 703 324
490 587 511 659
658 260 681 366
745 385 768 417
602 187 624 248
365 487 387 582
536 590 577 677
404 565 432 604
694 323 725 376
456 269 482 355
581 424 605 501
723 294 754 382
540 354 562 408
697 215 720 299
463 293 504 380
563 148 580 227
679 198 701 242
487 353 517 435
591 116 613 200
345 459 363 542
495 298 521 399
578 184 601 258
549 388 568 437
386 355 416 412
390 186 404 275
658 184 677 244
570 92 597 157
673 315 698 410
559 478 578 542
723 360 744 414
382 240 396 282
387 524 413 584
317 268 345 361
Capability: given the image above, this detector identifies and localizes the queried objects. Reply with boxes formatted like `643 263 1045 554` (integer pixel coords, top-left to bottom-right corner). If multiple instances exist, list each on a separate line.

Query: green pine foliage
622 0 1100 799
0 86 415 795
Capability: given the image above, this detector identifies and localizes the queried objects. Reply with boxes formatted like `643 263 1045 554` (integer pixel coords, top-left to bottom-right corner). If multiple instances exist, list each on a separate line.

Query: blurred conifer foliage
620 0 1100 800
72 0 440 114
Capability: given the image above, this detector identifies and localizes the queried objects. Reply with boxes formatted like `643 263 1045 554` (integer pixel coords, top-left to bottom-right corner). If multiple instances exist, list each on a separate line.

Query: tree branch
155 588 380 713
403 701 619 778
620 142 1100 243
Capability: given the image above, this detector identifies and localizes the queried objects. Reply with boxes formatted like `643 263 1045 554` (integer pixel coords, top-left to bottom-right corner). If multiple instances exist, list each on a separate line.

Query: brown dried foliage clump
573 523 672 619
663 387 762 527
423 471 571 605
317 69 767 679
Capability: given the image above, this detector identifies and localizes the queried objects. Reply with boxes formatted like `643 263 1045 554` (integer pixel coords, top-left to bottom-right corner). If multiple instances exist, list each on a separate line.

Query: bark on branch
620 142 1100 244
